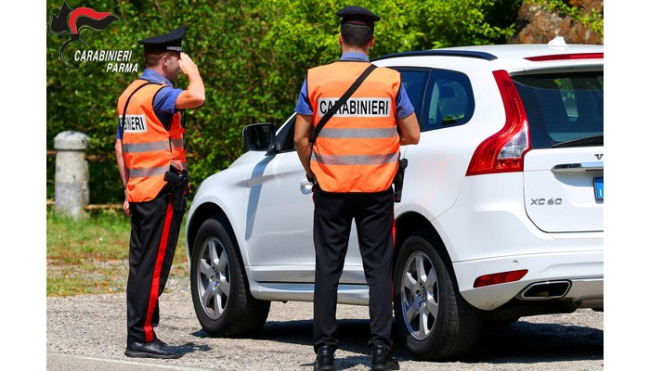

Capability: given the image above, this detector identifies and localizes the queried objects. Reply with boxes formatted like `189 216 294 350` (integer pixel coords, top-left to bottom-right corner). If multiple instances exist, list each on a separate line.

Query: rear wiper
552 135 604 148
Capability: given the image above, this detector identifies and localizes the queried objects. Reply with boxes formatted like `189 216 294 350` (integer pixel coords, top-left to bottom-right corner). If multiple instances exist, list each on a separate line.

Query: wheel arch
189 205 271 337
394 211 485 360
187 202 229 261
395 212 458 290
188 203 259 300
187 204 252 287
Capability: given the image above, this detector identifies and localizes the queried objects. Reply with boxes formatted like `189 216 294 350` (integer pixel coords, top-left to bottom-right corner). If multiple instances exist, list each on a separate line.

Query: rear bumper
433 173 603 311
454 249 603 311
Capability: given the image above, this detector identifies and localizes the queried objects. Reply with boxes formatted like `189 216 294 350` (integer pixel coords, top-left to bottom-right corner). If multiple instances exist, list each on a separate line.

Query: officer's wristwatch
306 173 315 183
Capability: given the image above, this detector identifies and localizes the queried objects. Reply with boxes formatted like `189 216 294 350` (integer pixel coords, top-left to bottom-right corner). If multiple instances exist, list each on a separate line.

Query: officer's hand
123 199 131 217
178 52 199 76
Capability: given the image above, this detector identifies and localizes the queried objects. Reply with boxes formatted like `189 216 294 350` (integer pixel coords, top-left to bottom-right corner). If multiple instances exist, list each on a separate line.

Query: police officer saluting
115 26 205 359
294 6 420 371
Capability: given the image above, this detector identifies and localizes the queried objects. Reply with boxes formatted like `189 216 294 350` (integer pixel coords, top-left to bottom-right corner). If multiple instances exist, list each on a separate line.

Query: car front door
244 114 367 284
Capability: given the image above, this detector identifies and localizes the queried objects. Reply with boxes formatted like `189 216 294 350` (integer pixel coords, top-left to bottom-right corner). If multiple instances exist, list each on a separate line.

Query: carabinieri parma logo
48 1 119 69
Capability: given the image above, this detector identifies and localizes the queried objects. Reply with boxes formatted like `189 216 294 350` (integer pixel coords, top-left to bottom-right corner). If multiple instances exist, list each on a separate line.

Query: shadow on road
192 316 603 365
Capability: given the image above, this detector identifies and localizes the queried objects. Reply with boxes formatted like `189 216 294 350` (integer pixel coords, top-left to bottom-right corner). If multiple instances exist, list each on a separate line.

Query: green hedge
47 0 527 204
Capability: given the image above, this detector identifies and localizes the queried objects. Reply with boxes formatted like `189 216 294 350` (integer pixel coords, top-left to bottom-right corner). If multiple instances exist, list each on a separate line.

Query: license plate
593 177 604 201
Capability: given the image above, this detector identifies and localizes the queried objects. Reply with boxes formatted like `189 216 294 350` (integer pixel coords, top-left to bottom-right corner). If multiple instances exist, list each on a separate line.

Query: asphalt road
45 277 604 371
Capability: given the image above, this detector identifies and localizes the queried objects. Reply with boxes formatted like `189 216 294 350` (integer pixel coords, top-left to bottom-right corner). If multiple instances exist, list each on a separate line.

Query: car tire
393 233 483 361
190 217 270 337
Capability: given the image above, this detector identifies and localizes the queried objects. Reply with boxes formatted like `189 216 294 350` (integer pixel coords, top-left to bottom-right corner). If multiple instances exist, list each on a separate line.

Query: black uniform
119 26 189 360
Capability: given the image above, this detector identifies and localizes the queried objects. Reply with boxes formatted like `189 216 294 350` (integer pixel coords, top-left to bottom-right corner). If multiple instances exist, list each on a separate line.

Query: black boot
314 346 335 371
371 345 399 371
125 337 184 359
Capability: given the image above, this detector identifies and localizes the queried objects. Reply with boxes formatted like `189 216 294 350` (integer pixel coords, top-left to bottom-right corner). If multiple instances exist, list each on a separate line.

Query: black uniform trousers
126 190 183 343
312 186 395 352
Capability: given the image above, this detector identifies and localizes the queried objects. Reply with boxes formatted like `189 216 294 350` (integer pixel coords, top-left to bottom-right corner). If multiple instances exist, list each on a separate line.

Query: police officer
115 26 205 359
294 6 420 371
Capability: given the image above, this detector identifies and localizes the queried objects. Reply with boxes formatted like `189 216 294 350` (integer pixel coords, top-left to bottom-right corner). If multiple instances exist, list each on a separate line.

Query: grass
46 208 189 297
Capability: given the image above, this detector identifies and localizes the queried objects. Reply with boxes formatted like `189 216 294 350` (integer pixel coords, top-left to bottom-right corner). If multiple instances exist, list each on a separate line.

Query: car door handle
300 179 314 194
551 161 604 173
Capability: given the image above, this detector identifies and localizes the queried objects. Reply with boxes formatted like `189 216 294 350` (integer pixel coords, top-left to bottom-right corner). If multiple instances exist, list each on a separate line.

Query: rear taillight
466 70 530 176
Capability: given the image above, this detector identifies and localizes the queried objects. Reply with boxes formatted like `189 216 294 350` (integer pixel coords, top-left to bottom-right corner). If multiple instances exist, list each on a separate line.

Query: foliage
47 0 523 204
529 0 604 37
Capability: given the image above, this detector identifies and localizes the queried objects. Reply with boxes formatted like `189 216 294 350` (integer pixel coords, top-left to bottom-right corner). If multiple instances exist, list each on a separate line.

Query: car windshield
513 71 603 149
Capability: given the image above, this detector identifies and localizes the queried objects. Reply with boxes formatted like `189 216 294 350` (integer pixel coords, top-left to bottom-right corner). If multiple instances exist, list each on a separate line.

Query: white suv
185 37 603 360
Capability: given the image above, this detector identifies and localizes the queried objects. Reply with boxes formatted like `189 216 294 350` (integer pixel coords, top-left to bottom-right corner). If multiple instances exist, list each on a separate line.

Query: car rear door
516 70 604 232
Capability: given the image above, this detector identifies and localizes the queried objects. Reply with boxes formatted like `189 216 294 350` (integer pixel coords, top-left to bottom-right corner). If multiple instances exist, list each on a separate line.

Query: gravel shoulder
47 277 603 371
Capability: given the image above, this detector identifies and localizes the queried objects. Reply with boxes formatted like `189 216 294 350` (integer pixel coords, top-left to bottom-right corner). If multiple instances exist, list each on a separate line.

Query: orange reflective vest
117 79 186 203
307 61 401 193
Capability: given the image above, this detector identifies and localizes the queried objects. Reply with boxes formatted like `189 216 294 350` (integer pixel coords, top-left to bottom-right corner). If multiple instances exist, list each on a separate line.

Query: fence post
54 131 90 219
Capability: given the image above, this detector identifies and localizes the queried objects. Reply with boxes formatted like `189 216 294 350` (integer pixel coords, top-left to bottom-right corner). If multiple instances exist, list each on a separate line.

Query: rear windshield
513 72 603 149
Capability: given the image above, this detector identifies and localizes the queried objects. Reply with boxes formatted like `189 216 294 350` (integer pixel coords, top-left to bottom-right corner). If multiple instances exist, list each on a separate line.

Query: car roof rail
372 49 498 62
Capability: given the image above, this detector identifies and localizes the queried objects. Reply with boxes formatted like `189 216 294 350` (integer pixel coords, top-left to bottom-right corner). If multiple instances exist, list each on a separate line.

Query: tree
47 0 523 204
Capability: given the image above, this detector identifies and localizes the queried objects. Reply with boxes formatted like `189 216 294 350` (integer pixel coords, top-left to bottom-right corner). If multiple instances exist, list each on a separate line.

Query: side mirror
242 123 276 152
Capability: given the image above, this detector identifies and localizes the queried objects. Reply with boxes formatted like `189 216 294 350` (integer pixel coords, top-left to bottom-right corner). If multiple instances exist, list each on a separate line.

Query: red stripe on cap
144 199 175 342
345 20 370 26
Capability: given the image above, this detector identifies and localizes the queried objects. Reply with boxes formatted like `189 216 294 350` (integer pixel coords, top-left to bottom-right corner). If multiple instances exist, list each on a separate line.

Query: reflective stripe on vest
307 62 401 193
318 127 397 139
117 80 186 202
122 140 170 153
311 152 399 166
122 138 186 154
128 165 169 178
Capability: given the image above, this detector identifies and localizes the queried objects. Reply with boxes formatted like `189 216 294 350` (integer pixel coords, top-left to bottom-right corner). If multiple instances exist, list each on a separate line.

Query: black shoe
313 346 335 371
125 338 184 359
371 345 399 371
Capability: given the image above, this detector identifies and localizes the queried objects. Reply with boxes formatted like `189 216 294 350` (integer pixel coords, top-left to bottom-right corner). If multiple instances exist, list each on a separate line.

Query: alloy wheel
399 250 439 340
195 236 231 320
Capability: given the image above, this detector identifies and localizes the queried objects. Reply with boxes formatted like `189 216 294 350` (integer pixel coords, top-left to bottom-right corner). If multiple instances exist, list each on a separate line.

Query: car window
393 69 430 124
513 72 603 149
421 69 475 132
273 114 297 153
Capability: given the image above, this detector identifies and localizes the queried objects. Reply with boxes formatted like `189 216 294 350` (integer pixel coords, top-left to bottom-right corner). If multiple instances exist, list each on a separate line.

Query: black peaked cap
336 5 380 28
138 26 185 53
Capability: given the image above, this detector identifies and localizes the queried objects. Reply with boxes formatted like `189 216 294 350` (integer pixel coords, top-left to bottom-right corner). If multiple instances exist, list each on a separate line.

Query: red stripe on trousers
391 216 396 248
144 198 174 342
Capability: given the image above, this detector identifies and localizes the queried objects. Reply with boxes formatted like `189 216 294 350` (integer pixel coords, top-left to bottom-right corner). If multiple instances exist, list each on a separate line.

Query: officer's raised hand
178 52 199 77
176 52 205 110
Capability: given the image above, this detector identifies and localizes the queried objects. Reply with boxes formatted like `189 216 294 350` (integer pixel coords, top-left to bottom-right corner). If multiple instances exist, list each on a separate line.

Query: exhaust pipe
517 280 571 301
